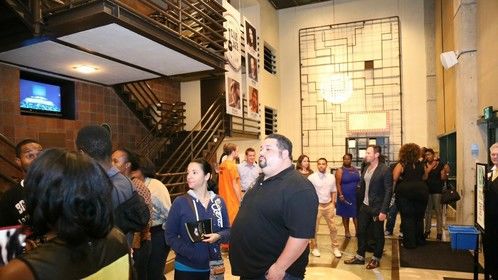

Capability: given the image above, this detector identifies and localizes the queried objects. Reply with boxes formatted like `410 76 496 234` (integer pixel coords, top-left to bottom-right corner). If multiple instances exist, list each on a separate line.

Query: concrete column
452 0 485 225
424 0 437 148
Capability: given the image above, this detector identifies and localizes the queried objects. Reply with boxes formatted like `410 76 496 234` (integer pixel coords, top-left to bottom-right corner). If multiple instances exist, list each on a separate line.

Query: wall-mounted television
19 72 75 119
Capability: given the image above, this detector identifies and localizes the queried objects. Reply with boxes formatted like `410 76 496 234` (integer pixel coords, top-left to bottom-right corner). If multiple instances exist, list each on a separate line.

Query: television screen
20 79 62 114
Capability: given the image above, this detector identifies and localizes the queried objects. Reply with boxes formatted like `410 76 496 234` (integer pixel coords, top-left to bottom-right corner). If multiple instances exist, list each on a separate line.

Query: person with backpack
165 158 230 280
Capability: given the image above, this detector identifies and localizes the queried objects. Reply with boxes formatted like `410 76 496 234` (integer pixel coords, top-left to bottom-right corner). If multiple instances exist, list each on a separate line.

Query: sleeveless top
396 161 428 201
19 228 130 280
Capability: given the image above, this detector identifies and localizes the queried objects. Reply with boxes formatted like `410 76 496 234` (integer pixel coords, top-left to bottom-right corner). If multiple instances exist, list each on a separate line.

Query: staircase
155 95 226 198
113 81 186 132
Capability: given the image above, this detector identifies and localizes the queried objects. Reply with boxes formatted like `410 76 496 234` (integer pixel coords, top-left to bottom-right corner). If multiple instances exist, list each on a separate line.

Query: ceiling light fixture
319 73 353 104
72 65 99 74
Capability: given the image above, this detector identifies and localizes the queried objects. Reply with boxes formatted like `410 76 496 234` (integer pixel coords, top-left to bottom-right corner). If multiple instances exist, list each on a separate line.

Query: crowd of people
1 127 496 280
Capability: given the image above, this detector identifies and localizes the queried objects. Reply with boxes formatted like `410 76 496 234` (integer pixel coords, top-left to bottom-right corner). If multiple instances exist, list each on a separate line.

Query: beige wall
217 0 281 157
180 81 201 131
478 0 498 110
277 0 429 155
240 0 281 138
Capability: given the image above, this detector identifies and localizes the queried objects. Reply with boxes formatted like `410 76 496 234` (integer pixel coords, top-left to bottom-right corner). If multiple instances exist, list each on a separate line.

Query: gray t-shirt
363 165 377 206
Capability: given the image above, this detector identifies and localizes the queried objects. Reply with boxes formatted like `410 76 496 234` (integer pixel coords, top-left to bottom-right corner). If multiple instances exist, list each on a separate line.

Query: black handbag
440 182 461 204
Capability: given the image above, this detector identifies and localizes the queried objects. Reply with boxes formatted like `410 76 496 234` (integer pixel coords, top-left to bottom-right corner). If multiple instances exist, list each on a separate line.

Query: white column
452 0 484 225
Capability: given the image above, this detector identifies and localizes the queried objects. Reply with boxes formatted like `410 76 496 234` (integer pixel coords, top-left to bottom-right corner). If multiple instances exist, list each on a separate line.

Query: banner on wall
244 18 259 120
223 0 242 117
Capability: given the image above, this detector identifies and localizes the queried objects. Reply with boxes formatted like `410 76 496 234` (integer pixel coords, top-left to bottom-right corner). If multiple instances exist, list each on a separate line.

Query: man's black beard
258 157 267 169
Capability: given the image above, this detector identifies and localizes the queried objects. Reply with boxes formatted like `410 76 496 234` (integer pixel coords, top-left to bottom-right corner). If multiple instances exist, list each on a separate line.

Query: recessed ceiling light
72 65 99 74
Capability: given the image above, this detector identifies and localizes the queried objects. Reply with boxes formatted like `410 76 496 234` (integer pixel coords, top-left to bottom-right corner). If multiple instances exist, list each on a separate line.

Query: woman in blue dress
335 153 361 238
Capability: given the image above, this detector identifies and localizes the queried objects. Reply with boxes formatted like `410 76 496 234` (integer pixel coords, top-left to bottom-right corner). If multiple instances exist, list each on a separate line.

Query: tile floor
166 211 486 280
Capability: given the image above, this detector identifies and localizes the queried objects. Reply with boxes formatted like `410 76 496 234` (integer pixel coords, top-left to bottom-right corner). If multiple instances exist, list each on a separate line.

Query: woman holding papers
165 158 230 280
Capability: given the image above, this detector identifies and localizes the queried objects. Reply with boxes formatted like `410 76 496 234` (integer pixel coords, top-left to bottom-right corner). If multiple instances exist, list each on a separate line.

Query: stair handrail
0 132 22 184
159 101 222 178
162 101 224 185
124 82 162 122
0 171 19 186
163 106 222 180
0 133 22 172
157 94 225 178
137 102 186 158
227 98 261 137
0 132 16 148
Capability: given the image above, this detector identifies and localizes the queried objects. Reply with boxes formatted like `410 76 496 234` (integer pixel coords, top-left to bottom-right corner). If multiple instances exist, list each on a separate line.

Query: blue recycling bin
448 225 479 250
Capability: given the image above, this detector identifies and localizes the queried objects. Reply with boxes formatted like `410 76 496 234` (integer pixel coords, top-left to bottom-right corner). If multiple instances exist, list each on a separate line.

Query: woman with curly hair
393 143 430 249
296 154 313 178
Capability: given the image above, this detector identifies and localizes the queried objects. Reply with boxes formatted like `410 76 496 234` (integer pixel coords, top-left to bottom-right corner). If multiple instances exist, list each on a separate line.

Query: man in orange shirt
218 143 241 225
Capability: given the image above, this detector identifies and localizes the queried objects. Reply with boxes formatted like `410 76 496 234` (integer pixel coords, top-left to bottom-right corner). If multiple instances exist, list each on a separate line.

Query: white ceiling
0 23 214 85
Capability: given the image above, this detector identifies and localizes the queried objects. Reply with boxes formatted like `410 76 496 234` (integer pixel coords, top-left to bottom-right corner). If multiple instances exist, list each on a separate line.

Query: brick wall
0 64 180 153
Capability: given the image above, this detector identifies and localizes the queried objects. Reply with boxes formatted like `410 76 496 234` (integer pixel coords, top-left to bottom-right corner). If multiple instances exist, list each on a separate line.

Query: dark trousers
385 201 398 233
149 226 171 280
397 196 427 248
484 231 498 279
134 240 152 280
174 270 209 280
357 204 385 259
240 273 302 280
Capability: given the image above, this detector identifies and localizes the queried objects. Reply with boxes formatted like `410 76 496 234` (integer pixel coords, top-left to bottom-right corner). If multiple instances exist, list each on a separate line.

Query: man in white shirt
307 157 341 258
237 147 261 193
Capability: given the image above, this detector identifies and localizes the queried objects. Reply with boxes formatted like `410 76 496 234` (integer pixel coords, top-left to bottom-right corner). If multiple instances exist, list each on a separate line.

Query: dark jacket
358 163 393 215
165 191 230 270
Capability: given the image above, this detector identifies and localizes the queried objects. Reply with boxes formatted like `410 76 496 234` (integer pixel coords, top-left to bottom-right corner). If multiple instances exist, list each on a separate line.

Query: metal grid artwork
299 17 402 166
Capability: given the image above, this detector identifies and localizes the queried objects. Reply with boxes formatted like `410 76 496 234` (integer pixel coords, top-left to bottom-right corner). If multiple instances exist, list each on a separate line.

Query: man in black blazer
484 142 498 279
345 145 392 269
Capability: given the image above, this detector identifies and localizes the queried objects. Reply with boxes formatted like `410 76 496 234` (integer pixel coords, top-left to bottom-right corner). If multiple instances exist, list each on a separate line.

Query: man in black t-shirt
0 139 42 227
423 148 450 240
230 134 318 280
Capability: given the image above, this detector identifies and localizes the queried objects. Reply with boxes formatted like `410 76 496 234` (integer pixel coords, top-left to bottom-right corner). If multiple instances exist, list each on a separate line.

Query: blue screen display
19 79 62 113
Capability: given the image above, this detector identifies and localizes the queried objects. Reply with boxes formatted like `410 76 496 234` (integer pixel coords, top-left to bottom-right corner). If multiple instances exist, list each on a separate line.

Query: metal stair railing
123 81 162 125
229 98 261 138
137 102 186 161
0 133 22 185
155 171 187 200
135 0 226 59
157 94 225 185
159 96 224 177
5 0 226 61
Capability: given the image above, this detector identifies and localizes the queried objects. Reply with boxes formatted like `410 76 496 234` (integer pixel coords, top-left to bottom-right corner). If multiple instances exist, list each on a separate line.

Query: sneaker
311 248 321 257
333 248 342 258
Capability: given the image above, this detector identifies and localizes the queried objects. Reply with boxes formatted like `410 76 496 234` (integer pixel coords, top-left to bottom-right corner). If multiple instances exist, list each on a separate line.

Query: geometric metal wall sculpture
299 17 402 166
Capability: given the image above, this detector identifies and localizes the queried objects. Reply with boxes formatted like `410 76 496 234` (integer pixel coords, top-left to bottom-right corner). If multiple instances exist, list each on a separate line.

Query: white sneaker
333 248 342 258
311 248 321 257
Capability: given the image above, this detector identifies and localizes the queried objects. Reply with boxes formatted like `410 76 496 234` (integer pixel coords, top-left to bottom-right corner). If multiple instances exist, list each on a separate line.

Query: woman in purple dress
336 153 361 238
